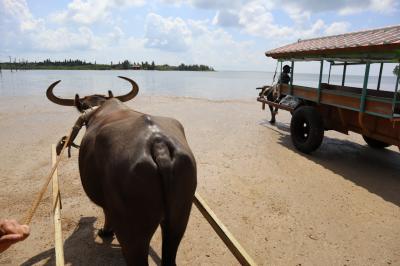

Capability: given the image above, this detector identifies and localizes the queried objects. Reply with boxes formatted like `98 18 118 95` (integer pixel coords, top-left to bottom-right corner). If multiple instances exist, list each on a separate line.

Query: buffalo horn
116 76 139 102
46 80 75 106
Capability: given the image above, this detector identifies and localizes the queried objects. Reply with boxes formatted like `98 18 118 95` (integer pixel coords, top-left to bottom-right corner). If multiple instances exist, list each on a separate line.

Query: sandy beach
0 95 399 265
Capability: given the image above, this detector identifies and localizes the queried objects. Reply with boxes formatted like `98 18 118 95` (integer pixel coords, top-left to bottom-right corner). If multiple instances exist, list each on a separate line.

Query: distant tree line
0 58 215 72
0 59 110 70
120 60 214 71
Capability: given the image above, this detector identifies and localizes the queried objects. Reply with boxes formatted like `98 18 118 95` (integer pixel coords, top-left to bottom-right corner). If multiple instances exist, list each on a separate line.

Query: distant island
0 59 215 71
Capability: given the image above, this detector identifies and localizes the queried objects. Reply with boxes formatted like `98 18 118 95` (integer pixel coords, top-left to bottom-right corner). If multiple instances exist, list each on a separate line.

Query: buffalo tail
152 139 172 224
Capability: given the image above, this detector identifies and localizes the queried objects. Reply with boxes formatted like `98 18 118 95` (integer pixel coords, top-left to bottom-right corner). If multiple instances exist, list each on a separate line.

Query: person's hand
0 219 30 253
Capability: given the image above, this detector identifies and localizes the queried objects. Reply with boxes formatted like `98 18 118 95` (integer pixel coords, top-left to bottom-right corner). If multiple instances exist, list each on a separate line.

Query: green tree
122 60 131 69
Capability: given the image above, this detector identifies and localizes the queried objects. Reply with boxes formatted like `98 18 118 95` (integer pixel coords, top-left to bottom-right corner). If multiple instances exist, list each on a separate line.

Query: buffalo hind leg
121 238 151 266
98 208 114 238
115 215 159 266
160 204 192 266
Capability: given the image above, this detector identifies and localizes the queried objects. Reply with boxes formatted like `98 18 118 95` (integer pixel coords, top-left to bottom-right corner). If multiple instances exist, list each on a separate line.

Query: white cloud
208 1 338 41
187 19 210 36
212 10 240 27
369 0 396 13
163 0 397 16
144 13 192 52
324 22 350 35
283 7 311 26
238 1 315 40
31 27 99 51
50 0 145 25
188 27 259 69
63 0 110 24
0 0 125 53
278 0 397 15
108 26 125 42
160 0 250 10
1 0 43 31
142 12 263 70
190 0 244 9
233 1 353 41
238 1 270 31
161 0 395 45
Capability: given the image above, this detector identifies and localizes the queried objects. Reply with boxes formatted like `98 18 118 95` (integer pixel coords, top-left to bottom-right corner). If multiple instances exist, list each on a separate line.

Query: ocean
0 70 398 100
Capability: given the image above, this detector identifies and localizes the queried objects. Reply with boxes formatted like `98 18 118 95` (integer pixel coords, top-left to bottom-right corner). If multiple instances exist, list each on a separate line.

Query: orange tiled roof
266 25 400 60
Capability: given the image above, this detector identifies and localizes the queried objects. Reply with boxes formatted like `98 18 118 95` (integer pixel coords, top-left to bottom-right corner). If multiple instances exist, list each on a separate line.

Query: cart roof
266 25 400 62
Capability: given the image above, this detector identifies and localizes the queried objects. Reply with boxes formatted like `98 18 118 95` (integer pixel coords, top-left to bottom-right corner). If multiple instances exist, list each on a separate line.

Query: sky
0 0 399 72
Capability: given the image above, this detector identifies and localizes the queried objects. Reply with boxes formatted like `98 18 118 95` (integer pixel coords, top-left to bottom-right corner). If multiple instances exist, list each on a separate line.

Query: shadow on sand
21 217 161 266
260 119 400 207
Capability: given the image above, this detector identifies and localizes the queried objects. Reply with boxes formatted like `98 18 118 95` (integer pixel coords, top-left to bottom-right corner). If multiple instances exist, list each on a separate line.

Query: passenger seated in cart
279 65 291 84
256 64 291 124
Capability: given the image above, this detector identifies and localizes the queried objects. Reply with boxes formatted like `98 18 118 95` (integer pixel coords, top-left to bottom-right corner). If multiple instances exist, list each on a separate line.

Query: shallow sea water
0 69 397 100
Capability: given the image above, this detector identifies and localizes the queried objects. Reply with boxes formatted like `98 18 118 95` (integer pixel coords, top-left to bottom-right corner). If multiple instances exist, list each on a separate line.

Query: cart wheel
290 106 324 153
362 135 390 149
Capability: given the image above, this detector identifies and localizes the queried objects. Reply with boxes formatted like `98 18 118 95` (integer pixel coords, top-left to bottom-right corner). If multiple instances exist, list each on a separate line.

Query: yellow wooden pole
194 192 257 266
51 144 65 266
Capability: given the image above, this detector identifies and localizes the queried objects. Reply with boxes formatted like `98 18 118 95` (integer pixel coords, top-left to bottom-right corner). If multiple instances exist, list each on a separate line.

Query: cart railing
278 83 399 120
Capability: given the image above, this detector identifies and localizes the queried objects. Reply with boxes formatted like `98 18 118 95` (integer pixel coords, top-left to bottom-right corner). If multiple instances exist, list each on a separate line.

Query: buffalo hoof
269 119 276 124
98 228 114 238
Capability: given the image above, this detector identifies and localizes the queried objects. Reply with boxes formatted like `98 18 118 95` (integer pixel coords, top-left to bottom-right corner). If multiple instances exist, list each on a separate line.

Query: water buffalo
46 76 197 266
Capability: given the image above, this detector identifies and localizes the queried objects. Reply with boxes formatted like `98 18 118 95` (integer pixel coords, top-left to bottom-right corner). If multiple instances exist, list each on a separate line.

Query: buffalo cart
257 25 400 153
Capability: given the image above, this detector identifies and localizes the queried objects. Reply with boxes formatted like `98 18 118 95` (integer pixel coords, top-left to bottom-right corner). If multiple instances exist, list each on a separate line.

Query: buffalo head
46 76 139 112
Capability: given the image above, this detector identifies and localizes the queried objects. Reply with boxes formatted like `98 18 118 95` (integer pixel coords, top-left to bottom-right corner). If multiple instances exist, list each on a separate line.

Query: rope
21 128 73 225
261 61 279 98
271 60 279 86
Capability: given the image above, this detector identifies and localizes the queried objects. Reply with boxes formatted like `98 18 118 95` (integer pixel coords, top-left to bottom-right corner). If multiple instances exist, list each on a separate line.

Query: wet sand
0 95 399 265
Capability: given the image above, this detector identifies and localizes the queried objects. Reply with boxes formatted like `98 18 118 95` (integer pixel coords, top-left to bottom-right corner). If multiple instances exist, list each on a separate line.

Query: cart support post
342 62 347 86
392 63 400 115
360 62 370 112
377 62 383 91
327 61 332 84
317 60 324 103
289 60 294 95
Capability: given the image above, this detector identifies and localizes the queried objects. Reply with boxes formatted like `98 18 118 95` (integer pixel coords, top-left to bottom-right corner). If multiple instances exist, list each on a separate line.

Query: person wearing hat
280 65 291 84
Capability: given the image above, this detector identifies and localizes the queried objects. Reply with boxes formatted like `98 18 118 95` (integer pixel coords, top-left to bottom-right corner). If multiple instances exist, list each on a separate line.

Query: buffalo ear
74 94 84 113
108 90 114 98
